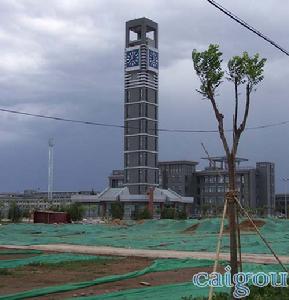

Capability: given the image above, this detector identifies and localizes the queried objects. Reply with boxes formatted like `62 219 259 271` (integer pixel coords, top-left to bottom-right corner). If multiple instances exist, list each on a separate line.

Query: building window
218 176 224 183
217 186 224 193
141 119 148 132
126 90 131 102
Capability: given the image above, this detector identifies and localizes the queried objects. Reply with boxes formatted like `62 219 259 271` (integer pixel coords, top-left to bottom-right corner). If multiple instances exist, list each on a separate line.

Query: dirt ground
183 219 265 235
0 250 224 300
238 219 266 231
222 219 266 234
36 265 224 300
0 254 152 297
0 254 38 260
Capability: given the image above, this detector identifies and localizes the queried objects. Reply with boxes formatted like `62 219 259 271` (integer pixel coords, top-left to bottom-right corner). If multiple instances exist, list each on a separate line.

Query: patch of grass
0 269 12 276
27 258 112 270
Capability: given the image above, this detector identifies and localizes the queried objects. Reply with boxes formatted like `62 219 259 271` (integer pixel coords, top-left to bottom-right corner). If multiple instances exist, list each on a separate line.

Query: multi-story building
157 157 275 216
108 170 124 188
196 157 257 213
124 18 159 195
275 194 288 217
255 162 275 215
158 161 198 196
0 190 82 218
89 18 194 219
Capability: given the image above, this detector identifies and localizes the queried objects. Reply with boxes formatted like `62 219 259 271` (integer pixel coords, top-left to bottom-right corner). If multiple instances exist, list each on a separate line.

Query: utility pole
48 138 55 202
282 177 289 218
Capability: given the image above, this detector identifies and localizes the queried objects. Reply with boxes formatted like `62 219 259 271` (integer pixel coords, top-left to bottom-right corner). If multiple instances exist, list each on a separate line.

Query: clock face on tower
148 49 159 70
126 48 140 68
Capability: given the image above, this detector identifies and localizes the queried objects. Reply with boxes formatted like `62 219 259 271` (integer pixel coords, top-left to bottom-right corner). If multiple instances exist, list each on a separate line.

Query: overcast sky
0 0 288 193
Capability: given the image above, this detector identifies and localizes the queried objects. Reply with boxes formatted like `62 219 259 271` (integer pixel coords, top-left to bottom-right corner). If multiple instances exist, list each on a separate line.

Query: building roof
158 160 198 166
201 156 248 163
90 187 194 204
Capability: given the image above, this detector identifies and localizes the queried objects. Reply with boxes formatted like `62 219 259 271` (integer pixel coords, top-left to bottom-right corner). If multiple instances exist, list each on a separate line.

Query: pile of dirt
136 219 145 224
183 223 199 234
224 219 266 233
238 219 266 231
110 219 127 226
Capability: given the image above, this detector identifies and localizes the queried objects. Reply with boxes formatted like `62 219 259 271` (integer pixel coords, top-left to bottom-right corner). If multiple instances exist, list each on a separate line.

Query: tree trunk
227 154 239 298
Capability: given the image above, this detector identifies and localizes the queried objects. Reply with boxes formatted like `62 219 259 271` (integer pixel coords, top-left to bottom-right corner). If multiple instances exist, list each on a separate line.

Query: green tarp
1 218 288 255
0 253 112 269
0 258 215 300
0 249 42 255
1 257 287 300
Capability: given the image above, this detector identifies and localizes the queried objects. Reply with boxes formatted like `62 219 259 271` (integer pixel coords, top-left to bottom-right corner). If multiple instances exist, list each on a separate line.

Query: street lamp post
282 177 289 218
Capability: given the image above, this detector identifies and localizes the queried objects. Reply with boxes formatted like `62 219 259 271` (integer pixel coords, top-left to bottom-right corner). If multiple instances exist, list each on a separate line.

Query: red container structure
33 211 71 224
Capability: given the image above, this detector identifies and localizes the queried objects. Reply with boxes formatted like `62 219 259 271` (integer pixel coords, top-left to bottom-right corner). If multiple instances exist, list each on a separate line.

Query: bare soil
32 265 224 300
182 223 199 233
238 219 266 231
0 255 152 297
0 254 39 260
223 219 265 233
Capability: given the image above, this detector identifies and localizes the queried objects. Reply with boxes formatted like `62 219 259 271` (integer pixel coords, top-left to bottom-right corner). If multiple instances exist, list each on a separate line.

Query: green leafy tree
22 208 31 219
8 201 22 222
0 201 4 221
135 207 152 220
192 44 266 277
160 206 175 219
111 202 124 219
66 202 85 221
201 203 210 217
175 209 187 220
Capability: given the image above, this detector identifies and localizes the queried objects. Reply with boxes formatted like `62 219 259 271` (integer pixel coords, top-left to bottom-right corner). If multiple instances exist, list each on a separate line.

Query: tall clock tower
124 18 159 195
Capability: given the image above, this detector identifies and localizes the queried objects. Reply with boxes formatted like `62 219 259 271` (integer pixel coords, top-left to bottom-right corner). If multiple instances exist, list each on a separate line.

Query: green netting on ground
0 253 113 269
0 218 289 255
1 257 288 300
0 249 43 255
73 262 289 300
0 258 216 300
74 282 229 300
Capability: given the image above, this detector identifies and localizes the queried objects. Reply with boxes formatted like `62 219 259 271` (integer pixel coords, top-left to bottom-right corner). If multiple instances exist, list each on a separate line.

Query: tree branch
207 84 230 157
234 77 238 132
238 84 250 133
232 84 250 156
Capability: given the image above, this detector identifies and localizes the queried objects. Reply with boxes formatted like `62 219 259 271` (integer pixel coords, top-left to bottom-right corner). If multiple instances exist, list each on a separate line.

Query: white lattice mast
48 138 55 201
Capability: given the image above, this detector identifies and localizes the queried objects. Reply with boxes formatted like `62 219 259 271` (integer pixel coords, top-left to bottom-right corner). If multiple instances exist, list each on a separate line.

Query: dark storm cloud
0 0 288 192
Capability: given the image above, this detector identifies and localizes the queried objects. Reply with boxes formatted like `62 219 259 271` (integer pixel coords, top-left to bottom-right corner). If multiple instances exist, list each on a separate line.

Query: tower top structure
125 17 158 48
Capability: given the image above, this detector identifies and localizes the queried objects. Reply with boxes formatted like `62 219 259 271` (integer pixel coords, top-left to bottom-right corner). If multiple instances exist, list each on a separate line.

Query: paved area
2 244 289 265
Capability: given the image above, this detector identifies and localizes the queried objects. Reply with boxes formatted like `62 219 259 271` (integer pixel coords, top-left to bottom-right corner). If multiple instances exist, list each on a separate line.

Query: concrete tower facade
124 18 159 194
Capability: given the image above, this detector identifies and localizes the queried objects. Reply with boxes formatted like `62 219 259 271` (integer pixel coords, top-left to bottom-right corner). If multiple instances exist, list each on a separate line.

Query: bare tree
192 44 266 282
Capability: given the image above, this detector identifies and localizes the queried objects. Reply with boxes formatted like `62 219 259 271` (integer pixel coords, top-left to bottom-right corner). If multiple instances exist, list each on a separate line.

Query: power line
0 107 289 133
206 0 289 57
0 107 216 133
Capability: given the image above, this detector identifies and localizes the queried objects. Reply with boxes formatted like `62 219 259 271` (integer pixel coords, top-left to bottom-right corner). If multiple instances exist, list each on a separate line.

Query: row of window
204 175 245 184
125 152 157 167
202 186 241 193
125 87 157 103
125 103 157 119
125 119 157 135
125 135 158 151
125 169 158 183
159 165 195 175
